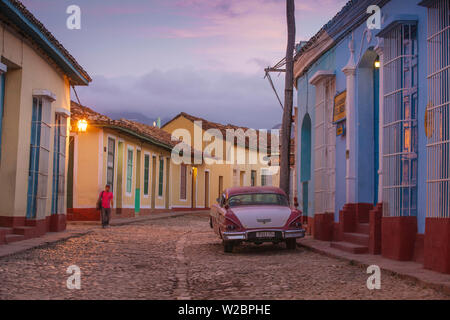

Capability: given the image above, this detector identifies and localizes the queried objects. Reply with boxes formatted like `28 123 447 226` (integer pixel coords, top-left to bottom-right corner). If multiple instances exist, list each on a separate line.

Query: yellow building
0 0 91 244
68 103 208 220
162 113 280 207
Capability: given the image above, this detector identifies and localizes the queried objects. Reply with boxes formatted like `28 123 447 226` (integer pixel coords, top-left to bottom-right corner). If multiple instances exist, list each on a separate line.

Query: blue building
294 0 449 273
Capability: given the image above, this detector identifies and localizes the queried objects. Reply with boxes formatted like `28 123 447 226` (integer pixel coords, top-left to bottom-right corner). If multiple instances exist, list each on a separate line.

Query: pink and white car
210 186 305 253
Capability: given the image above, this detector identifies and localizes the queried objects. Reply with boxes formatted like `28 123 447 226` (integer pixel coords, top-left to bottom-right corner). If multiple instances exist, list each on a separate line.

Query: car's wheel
286 239 297 250
223 241 234 253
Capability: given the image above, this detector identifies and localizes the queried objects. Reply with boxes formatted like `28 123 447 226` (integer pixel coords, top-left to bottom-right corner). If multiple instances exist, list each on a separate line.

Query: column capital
342 65 356 76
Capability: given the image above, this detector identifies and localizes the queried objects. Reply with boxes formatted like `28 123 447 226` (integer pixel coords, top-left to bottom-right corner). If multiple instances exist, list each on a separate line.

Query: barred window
126 149 133 194
180 164 187 200
27 97 52 219
381 22 418 217
0 70 5 162
144 154 150 196
424 0 450 218
158 157 164 197
51 114 67 214
106 138 115 192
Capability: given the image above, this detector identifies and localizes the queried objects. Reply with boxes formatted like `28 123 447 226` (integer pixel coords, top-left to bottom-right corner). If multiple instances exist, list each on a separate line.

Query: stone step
0 227 14 245
5 234 25 244
331 241 368 254
343 232 369 246
0 227 14 235
13 226 37 238
355 223 370 235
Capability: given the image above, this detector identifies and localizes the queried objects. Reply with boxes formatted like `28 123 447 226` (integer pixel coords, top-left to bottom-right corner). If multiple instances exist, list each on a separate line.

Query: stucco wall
163 115 280 208
72 127 209 211
0 24 71 219
295 0 428 232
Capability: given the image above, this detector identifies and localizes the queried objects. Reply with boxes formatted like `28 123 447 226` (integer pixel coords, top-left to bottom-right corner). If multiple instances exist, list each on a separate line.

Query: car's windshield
228 193 288 207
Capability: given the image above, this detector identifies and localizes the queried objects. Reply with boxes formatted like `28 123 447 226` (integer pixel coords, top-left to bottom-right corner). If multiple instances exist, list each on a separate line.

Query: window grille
180 164 187 200
314 79 336 214
158 157 164 197
126 149 133 194
425 0 450 218
27 97 51 219
382 23 418 217
106 138 115 192
0 73 5 162
51 114 67 214
144 154 150 196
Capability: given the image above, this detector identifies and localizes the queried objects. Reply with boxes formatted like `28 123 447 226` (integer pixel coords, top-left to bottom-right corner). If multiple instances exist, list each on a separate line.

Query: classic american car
210 186 305 253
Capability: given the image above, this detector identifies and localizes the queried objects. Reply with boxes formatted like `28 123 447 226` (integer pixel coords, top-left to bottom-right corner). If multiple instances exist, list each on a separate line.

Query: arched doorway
301 113 312 215
357 49 380 205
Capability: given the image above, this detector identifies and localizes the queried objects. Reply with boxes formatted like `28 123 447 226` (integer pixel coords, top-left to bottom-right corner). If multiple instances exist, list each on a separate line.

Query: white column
375 40 384 204
342 33 357 204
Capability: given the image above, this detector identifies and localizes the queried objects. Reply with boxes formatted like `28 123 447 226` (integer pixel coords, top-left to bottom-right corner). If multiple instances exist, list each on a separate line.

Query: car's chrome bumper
222 229 306 241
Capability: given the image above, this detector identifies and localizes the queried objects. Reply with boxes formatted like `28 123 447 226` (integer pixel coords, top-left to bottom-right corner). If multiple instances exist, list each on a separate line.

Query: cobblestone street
0 214 448 300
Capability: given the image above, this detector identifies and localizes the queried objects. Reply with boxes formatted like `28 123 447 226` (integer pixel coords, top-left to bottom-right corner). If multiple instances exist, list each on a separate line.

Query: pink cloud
134 0 347 73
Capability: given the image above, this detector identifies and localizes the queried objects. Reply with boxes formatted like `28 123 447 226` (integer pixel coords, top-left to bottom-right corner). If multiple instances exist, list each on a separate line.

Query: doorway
165 158 170 209
218 176 223 199
116 141 124 213
205 171 210 208
301 114 312 215
191 167 198 208
373 60 380 205
67 136 75 210
135 149 141 214
151 156 156 209
357 49 380 205
239 171 245 186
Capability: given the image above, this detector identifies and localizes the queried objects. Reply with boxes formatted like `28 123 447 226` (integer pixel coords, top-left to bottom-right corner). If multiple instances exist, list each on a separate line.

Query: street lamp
77 119 88 133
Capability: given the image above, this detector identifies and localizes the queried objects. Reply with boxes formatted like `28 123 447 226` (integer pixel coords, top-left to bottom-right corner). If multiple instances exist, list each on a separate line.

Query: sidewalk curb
0 229 94 259
297 240 450 296
0 211 199 259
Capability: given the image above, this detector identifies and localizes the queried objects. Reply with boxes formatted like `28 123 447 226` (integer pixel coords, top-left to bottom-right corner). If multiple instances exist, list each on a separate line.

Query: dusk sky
22 0 347 128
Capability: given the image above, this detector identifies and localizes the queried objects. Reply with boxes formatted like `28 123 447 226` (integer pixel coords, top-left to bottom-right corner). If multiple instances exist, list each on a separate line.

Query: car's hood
231 206 291 229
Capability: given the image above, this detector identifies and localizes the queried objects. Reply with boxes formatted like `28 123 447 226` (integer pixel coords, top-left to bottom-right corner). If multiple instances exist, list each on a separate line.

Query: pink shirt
100 192 113 209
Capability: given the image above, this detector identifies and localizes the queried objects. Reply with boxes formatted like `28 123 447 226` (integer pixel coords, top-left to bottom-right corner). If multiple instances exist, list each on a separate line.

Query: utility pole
280 0 296 200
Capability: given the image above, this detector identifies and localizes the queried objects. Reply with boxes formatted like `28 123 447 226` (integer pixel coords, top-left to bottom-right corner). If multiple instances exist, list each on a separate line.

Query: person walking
98 185 114 228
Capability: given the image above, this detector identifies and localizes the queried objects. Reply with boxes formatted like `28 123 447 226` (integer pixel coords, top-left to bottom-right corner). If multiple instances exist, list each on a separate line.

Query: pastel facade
0 0 90 244
68 103 207 221
162 113 280 207
294 0 450 273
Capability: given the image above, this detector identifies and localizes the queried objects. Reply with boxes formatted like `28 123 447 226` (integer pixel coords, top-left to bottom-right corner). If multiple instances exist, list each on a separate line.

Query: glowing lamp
374 60 381 69
77 119 88 133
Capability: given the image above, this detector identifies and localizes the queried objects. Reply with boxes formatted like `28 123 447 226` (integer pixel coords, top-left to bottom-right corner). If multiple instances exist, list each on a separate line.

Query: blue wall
296 49 336 218
296 0 429 232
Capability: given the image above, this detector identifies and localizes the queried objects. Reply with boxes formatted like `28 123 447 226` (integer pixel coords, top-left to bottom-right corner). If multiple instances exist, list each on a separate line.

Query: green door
135 150 141 214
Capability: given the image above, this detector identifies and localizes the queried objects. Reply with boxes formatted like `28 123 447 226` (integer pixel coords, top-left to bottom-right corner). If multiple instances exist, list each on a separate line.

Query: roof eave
96 123 174 152
0 0 90 86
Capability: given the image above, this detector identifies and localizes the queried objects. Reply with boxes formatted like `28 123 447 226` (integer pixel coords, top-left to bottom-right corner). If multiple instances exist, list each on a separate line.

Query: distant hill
104 111 170 127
